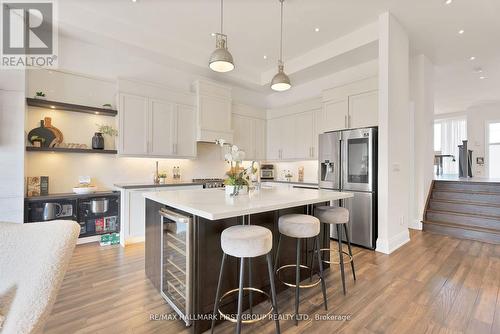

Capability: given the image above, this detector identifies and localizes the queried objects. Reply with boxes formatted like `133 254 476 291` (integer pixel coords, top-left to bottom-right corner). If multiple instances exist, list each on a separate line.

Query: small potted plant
158 172 167 184
34 91 46 100
30 135 45 147
102 103 113 110
96 124 118 149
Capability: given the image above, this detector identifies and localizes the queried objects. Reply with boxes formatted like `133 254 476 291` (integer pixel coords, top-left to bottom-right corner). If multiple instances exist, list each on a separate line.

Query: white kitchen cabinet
323 98 349 132
176 104 197 157
267 118 282 160
233 114 267 161
233 114 253 156
194 80 233 143
294 111 314 160
254 118 266 160
119 93 196 158
119 93 149 155
149 99 175 156
120 185 203 245
266 115 296 160
349 90 378 128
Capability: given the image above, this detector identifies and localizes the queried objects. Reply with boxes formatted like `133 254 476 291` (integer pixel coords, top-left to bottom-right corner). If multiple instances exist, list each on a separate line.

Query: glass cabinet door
160 209 191 326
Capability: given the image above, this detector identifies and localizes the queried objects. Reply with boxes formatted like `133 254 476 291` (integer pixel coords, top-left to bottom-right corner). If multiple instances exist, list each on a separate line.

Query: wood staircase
423 180 500 244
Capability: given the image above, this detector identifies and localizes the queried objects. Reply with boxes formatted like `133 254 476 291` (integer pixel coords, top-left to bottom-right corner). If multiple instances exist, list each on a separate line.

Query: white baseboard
125 236 145 245
376 229 411 254
409 219 423 230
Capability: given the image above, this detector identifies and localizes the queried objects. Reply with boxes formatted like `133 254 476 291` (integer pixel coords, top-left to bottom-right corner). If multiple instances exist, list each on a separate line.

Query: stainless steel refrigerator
318 127 377 249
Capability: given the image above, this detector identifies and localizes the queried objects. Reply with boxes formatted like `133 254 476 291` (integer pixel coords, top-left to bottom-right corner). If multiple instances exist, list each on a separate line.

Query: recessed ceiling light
458 29 465 34
263 55 267 59
131 0 137 2
479 76 487 80
211 32 216 36
314 27 320 32
445 0 453 4
469 56 476 61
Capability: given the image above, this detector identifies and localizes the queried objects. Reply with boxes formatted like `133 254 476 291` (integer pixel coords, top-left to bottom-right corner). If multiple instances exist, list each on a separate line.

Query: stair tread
426 208 500 221
432 188 500 196
423 220 500 235
429 198 500 208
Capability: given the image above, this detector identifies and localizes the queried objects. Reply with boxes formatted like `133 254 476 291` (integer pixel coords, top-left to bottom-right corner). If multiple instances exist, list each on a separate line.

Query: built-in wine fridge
160 208 192 326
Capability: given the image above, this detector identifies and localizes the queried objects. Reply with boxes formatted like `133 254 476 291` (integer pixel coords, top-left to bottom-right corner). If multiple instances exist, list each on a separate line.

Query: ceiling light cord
279 0 283 64
220 0 224 34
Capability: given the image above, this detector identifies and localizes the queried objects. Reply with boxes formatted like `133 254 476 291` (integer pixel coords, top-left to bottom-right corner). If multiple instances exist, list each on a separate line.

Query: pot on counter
91 199 109 214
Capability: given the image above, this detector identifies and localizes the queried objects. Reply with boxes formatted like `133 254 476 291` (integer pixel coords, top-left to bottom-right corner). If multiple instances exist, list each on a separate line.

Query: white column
376 12 411 254
0 70 26 223
409 55 435 230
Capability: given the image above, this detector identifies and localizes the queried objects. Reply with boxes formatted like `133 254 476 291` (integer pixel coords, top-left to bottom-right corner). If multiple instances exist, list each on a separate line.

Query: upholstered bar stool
314 206 356 295
211 225 280 334
274 214 328 326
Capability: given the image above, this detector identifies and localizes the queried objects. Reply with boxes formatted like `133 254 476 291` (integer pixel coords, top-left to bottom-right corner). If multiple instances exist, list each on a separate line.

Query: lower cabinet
120 185 203 245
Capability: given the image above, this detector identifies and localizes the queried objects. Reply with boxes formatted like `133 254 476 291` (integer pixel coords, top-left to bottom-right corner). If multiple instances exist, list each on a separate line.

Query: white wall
409 55 435 230
272 161 318 183
376 12 410 254
436 102 500 177
26 143 228 193
0 70 26 223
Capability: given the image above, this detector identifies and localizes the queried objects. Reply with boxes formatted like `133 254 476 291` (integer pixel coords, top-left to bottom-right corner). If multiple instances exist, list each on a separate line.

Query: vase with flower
218 142 257 196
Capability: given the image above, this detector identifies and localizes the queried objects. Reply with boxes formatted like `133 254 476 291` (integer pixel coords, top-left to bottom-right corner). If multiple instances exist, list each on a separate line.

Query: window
434 117 467 175
434 123 442 152
487 122 500 178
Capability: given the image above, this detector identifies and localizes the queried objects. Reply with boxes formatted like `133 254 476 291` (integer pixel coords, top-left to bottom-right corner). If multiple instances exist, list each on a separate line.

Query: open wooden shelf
26 98 117 116
26 146 117 154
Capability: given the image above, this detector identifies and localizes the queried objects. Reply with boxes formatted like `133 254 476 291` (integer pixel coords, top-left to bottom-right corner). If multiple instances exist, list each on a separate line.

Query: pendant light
209 0 234 72
271 0 291 91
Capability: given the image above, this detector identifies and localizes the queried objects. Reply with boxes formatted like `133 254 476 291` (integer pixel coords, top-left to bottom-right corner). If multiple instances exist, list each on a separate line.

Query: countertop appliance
260 164 275 180
25 191 120 238
159 208 192 326
192 178 225 189
318 127 378 249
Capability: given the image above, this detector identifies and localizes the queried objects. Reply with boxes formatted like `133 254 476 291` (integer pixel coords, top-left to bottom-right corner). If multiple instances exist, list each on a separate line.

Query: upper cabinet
232 103 267 161
118 93 196 158
194 80 233 143
322 76 378 131
119 93 149 155
348 90 378 129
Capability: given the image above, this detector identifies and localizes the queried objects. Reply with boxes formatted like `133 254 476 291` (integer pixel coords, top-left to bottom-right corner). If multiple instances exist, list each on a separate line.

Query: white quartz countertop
143 187 353 220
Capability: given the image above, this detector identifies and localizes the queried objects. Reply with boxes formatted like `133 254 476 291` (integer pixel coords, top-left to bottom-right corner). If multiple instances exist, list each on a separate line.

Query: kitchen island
144 187 353 333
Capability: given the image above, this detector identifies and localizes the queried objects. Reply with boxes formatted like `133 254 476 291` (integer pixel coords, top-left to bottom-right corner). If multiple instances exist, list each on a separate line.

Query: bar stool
274 214 327 326
211 225 280 334
314 206 356 295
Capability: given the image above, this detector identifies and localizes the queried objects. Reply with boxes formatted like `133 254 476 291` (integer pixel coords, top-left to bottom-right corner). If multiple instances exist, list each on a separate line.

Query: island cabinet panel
145 198 330 334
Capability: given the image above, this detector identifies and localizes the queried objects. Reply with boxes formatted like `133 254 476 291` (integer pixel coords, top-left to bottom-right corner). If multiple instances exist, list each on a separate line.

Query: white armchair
0 221 79 334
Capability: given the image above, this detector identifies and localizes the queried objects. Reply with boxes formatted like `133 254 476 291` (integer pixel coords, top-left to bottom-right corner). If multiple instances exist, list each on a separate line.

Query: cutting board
27 120 56 148
44 117 63 144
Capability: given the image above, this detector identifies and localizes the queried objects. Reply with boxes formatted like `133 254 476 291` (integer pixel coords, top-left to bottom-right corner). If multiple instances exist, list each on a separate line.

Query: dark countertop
263 180 319 187
25 190 119 201
113 181 205 189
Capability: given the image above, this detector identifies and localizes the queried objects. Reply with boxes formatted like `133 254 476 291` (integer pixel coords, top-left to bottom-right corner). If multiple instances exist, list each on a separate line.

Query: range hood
194 80 234 144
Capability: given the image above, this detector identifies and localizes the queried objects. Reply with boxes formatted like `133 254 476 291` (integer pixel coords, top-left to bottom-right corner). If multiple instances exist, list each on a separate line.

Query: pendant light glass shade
271 63 291 91
271 0 291 92
209 33 234 72
209 0 234 72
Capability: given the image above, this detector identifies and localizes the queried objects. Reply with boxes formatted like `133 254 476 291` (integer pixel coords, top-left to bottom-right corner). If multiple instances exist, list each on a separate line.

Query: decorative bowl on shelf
72 186 98 194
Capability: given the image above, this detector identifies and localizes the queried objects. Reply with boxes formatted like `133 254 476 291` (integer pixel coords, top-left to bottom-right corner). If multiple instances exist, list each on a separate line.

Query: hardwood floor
43 230 500 334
